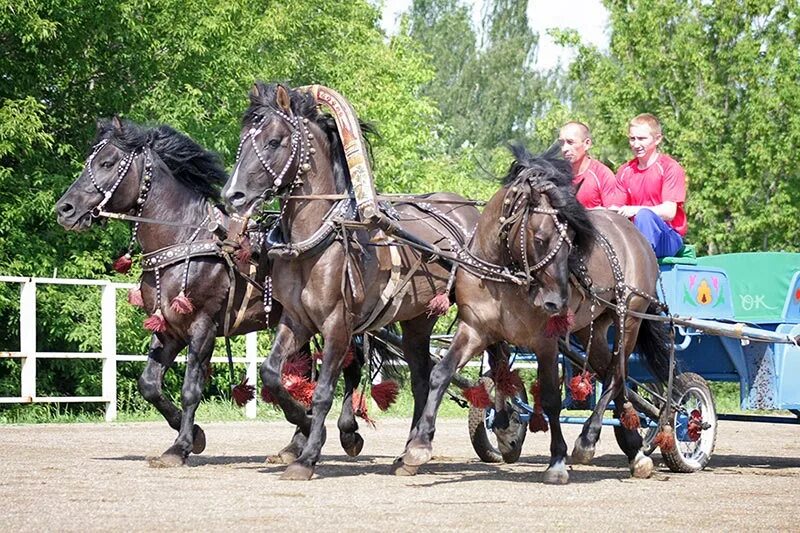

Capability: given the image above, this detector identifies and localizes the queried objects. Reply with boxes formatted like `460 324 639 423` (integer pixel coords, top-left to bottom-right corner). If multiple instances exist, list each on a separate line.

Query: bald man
559 121 627 209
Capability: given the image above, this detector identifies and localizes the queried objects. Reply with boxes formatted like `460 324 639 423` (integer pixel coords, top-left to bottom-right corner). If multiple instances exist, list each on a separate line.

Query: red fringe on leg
620 401 640 430
528 379 549 433
127 288 144 308
544 310 575 338
493 360 523 396
568 371 594 401
352 390 376 428
143 309 167 332
170 290 194 314
687 409 703 442
283 352 312 378
284 374 316 408
653 424 676 451
231 376 255 407
113 253 133 274
462 384 493 409
370 380 400 411
426 292 451 317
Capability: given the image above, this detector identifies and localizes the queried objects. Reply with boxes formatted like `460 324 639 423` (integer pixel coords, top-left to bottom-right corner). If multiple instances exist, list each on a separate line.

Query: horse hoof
543 465 569 485
571 439 595 465
630 452 654 479
342 432 364 457
266 450 298 465
389 455 419 476
402 443 432 467
280 462 314 481
148 453 185 468
192 425 206 455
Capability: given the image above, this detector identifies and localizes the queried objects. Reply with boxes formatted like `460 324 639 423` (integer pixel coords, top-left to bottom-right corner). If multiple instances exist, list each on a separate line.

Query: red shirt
573 158 627 209
616 154 687 236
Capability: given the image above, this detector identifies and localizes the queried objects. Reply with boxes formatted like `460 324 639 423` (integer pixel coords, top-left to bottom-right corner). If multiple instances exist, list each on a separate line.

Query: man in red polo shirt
615 113 687 258
559 121 626 209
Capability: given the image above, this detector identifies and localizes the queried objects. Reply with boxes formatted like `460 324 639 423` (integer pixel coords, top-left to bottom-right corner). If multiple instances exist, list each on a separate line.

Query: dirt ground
1 416 798 532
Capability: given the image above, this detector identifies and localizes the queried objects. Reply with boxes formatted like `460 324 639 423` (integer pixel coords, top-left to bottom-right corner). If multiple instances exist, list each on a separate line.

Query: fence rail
0 276 259 420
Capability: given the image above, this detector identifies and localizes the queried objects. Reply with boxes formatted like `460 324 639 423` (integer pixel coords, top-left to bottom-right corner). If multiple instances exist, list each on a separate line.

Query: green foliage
541 0 800 253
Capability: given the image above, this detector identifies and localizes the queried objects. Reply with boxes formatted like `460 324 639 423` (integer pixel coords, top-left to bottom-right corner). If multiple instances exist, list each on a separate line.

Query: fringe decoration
283 352 312 378
370 381 399 411
352 390 376 428
342 345 355 368
493 361 523 396
170 290 194 314
231 376 255 407
528 380 549 433
143 309 167 332
426 292 451 317
113 253 133 274
127 288 144 308
568 371 594 402
462 384 493 409
544 310 575 338
234 235 252 268
620 401 640 430
284 374 316 407
653 424 676 451
687 409 703 442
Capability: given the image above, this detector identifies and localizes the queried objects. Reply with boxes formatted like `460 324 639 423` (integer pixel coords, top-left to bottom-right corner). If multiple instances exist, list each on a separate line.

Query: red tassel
284 374 316 407
370 380 399 411
620 401 640 430
231 376 255 407
127 288 144 308
687 409 703 441
544 310 574 338
283 352 311 378
113 253 133 274
234 235 252 267
352 390 376 427
426 292 451 317
653 424 676 451
528 412 549 433
493 361 523 396
170 290 194 314
529 379 542 405
143 309 167 332
261 385 278 405
568 371 594 401
463 384 493 409
342 344 355 368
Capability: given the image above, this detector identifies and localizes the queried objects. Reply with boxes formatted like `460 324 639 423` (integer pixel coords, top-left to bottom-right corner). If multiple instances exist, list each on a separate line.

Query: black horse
55 118 367 465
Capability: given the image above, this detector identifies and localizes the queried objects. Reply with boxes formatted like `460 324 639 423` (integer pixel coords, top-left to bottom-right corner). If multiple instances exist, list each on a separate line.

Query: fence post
19 279 36 402
245 332 258 419
101 283 118 421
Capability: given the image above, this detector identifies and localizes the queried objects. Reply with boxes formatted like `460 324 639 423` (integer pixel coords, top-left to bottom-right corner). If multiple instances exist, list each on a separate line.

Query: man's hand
615 205 642 218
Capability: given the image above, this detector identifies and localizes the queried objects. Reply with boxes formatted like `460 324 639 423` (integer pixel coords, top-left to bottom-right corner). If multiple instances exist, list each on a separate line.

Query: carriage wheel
637 372 717 473
467 377 528 464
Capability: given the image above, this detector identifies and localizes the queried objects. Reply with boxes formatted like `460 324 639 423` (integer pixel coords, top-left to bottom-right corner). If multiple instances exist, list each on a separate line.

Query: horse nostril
228 191 246 207
57 202 74 216
543 301 559 314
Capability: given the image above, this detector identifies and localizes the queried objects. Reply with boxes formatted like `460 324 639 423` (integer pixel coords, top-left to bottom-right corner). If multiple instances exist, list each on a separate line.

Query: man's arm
616 202 677 221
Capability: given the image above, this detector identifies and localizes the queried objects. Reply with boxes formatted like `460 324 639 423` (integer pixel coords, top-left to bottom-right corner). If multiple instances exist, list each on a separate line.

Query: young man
615 113 687 258
559 121 626 209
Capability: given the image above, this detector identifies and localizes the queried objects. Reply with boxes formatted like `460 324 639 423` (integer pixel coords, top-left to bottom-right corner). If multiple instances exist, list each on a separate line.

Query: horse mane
502 142 596 258
243 81 377 194
94 119 226 201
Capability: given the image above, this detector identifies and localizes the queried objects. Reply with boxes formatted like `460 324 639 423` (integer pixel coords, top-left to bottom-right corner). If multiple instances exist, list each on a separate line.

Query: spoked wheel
467 377 528 464
637 372 717 473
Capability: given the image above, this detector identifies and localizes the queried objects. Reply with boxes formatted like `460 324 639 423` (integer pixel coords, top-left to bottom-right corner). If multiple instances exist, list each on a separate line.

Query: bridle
232 106 313 213
85 139 153 220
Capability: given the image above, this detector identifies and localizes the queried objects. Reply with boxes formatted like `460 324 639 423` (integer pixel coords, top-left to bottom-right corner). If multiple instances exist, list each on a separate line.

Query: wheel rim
672 385 715 469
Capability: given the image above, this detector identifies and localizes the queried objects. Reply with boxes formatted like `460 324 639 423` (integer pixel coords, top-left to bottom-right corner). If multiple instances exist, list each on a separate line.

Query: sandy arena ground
1 417 798 531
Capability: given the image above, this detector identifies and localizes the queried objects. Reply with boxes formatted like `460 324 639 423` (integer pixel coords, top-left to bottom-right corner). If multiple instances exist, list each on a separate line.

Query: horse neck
136 161 210 253
280 135 340 242
470 190 509 264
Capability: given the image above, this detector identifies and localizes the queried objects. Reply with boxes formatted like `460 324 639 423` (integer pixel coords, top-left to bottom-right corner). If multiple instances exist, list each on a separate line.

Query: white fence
0 276 259 421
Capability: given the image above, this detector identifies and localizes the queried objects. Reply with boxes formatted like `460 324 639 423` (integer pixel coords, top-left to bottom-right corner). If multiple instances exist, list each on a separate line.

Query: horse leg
389 316 436 476
282 328 350 481
536 344 570 484
402 323 488 470
338 340 364 457
151 321 216 467
267 343 314 465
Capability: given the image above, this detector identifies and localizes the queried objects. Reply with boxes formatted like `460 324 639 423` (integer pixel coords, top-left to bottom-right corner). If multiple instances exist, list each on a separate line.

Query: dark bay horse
400 143 671 484
55 118 366 465
222 82 481 480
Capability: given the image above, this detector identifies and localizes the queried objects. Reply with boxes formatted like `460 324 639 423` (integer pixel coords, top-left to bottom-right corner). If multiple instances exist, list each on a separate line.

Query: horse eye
100 160 114 169
267 138 281 148
534 237 545 248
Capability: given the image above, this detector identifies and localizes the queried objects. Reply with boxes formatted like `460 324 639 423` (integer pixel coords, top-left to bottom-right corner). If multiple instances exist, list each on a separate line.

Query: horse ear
250 83 261 98
111 115 124 133
276 85 292 114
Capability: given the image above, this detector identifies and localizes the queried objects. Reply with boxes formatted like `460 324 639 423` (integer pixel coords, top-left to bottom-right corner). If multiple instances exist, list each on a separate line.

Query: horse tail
634 302 673 385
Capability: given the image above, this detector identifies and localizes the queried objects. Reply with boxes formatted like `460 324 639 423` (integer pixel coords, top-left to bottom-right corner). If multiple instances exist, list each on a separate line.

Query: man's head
628 113 663 164
559 121 592 171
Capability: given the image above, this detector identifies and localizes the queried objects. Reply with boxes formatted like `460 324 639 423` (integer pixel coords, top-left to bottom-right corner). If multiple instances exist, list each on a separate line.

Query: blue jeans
633 208 683 258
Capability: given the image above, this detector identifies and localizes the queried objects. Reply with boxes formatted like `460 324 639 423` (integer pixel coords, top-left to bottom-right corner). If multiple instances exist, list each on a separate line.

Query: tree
543 0 800 253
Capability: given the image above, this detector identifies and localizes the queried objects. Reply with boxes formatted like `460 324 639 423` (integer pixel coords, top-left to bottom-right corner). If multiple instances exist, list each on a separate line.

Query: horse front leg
535 344 569 484
338 339 364 457
281 328 351 481
401 323 488 473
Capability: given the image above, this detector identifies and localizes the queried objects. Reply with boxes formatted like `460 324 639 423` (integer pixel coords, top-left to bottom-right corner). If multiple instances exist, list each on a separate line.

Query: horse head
223 82 322 216
56 116 152 231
